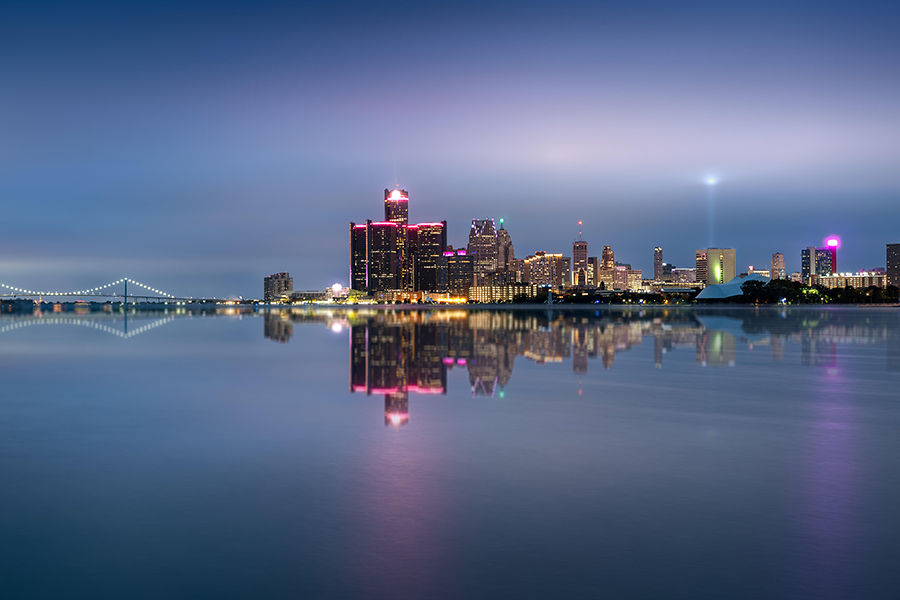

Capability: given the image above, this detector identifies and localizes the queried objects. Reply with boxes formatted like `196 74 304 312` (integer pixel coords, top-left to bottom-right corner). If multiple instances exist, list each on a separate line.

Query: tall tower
887 243 900 288
496 219 515 272
573 241 588 285
771 253 785 280
802 245 834 284
468 218 498 286
601 246 614 270
654 247 663 281
384 187 409 225
695 250 708 285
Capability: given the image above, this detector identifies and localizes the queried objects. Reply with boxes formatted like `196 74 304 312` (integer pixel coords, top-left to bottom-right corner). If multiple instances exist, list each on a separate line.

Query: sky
2 0 899 297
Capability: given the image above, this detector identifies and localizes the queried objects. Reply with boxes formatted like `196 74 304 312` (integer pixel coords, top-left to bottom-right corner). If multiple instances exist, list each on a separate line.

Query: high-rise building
383 187 409 225
602 246 615 270
523 252 566 286
351 187 449 294
409 221 447 292
263 272 292 301
496 219 515 272
697 248 736 285
654 247 663 281
468 218 498 285
801 246 834 284
586 257 599 286
887 243 900 288
695 250 708 285
441 249 475 297
368 222 401 292
350 223 369 291
573 240 588 285
771 253 785 280
560 257 572 288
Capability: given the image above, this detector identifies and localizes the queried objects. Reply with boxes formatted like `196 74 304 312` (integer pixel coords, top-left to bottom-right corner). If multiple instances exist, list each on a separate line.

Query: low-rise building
810 272 885 289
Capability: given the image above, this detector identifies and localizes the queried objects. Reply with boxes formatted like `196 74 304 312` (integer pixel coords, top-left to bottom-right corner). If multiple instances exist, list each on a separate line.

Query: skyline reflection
262 307 900 426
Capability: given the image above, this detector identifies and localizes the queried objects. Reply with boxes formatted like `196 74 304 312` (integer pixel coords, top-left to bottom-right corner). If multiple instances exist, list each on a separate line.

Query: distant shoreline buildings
264 186 898 303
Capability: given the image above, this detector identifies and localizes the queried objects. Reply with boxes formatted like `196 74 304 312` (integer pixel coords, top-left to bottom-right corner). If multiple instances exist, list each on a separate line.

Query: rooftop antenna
578 220 583 240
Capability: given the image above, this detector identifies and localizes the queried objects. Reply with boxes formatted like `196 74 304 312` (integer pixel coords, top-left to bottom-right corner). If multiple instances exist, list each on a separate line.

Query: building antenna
578 220 583 240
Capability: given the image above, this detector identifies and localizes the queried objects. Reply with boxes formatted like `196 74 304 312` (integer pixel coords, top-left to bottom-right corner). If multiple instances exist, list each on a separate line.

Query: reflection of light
386 412 408 427
330 322 343 333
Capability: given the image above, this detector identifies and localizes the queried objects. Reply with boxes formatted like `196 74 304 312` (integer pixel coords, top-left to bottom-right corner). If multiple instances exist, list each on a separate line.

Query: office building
811 272 885 289
601 246 615 270
748 266 770 278
368 221 401 292
595 268 616 289
801 246 834 284
586 256 599 286
654 247 663 281
468 218 498 285
350 220 401 293
671 268 696 283
263 272 292 301
560 256 572 288
523 252 566 287
696 248 736 285
573 240 588 285
695 250 707 285
383 187 409 225
771 253 785 280
887 243 900 287
441 249 475 297
497 220 516 272
408 221 447 292
351 187 449 294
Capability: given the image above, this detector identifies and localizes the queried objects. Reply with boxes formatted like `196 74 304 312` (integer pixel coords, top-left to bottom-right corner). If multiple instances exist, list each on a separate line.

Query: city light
826 236 840 248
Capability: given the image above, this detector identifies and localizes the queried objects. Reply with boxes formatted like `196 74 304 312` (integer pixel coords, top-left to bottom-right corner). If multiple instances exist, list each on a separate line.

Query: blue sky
2 0 899 297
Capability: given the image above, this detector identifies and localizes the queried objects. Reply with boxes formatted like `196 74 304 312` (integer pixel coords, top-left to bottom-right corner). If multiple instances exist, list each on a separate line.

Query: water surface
2 307 899 599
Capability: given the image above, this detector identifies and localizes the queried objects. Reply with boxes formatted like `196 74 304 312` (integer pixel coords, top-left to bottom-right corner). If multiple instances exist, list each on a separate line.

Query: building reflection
262 307 900 424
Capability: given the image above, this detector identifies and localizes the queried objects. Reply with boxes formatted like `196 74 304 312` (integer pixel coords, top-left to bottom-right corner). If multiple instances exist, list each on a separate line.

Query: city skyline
2 1 900 297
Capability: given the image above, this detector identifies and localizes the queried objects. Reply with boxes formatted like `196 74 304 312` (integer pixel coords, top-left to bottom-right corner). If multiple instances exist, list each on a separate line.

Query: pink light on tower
824 236 840 274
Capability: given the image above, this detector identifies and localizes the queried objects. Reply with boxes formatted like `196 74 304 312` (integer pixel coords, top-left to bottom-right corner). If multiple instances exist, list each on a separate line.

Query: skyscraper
573 240 588 285
601 246 614 270
771 253 785 280
887 243 900 288
697 248 736 285
351 187 449 294
349 222 369 291
801 246 834 284
383 187 408 225
695 250 708 285
468 218 498 286
496 219 515 272
263 272 292 301
654 247 663 281
367 222 400 292
523 252 566 286
443 249 475 297
409 221 447 292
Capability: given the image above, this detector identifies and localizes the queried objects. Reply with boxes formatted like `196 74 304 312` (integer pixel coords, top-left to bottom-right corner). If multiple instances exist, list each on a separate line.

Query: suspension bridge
0 278 199 301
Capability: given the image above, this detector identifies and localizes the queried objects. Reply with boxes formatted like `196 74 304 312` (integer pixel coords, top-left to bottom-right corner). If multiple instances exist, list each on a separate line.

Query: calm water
2 307 899 599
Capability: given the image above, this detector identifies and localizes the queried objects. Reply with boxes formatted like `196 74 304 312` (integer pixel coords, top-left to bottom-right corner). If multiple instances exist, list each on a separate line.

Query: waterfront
2 307 899 599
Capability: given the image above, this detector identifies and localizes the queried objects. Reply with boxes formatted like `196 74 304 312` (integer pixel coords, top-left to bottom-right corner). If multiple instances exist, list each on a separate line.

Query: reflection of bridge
0 278 181 300
0 316 175 339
